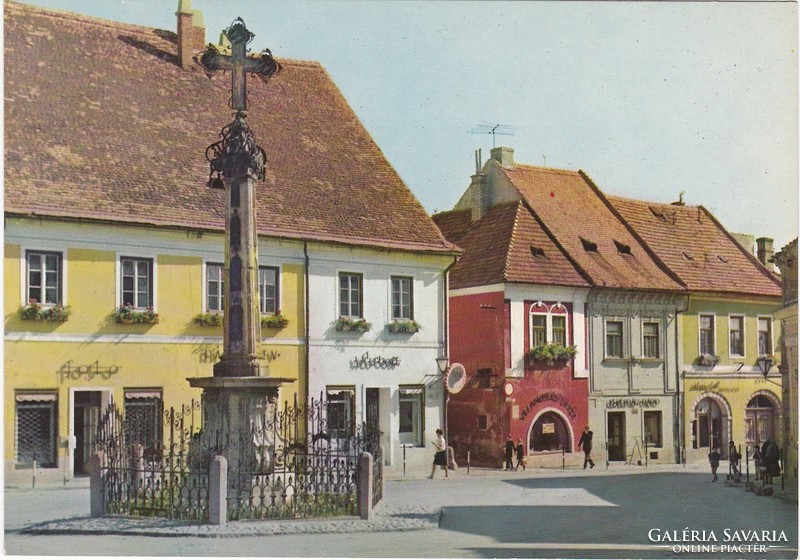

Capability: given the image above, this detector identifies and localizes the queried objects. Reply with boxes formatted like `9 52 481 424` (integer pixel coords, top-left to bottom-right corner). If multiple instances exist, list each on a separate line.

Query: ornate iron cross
195 17 280 112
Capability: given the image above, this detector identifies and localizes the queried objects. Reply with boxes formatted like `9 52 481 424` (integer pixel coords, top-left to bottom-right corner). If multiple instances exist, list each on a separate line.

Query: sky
11 0 800 251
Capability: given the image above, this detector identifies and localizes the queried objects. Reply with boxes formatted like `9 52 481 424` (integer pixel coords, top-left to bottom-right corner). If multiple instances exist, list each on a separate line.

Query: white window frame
604 318 625 359
326 387 355 440
258 265 280 315
641 319 661 359
204 261 225 313
398 386 424 446
643 410 663 448
698 313 717 357
390 276 414 321
338 272 363 318
20 247 69 307
728 314 745 358
757 316 773 356
115 252 158 311
528 302 570 347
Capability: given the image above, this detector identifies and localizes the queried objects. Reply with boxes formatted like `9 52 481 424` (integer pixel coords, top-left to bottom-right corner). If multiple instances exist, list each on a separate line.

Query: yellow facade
4 219 305 484
681 294 783 464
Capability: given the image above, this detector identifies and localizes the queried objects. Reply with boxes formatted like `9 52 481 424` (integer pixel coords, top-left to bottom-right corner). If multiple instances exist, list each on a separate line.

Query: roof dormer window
530 246 546 258
580 237 598 252
614 240 631 255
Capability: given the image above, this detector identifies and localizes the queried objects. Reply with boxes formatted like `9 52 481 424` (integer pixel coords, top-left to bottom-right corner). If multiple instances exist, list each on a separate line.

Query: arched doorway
745 394 778 448
692 397 728 455
529 410 573 452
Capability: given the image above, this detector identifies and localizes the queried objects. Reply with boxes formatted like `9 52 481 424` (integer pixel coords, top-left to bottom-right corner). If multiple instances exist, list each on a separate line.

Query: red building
434 167 592 468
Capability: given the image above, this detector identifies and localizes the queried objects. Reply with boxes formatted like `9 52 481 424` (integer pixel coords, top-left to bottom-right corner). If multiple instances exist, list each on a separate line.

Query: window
206 263 224 312
326 388 354 439
729 316 744 357
530 411 572 452
26 251 62 305
398 387 424 446
391 276 413 320
758 318 772 356
642 322 660 358
699 314 715 355
606 320 624 358
477 415 488 430
124 390 163 459
339 273 362 318
15 392 58 468
528 303 570 349
531 315 547 346
121 257 153 308
258 266 279 315
644 411 662 447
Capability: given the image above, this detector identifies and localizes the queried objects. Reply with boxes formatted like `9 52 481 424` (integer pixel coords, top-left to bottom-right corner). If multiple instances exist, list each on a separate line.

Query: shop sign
542 423 555 434
58 360 120 382
193 345 280 364
350 352 400 370
606 398 660 409
687 381 739 393
520 392 577 420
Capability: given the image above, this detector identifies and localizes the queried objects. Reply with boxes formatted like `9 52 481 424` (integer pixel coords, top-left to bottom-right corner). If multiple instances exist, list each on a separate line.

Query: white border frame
115 251 159 311
728 313 746 358
697 312 717 357
19 245 69 307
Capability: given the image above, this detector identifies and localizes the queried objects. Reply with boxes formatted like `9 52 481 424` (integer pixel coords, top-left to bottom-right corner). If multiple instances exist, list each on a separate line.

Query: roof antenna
468 122 515 148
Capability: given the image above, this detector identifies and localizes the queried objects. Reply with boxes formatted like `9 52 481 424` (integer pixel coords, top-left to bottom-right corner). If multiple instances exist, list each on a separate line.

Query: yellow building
4 2 456 484
608 198 783 464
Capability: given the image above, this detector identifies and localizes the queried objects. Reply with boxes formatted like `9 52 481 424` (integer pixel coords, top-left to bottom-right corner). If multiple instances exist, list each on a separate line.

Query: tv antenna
469 122 515 148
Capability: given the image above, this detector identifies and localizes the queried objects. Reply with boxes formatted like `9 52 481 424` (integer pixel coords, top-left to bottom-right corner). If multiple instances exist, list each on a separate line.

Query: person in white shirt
429 428 448 479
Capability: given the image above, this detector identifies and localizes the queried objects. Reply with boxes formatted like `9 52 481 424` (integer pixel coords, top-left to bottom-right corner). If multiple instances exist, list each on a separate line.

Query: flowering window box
386 320 420 334
261 312 289 329
20 300 71 322
195 312 223 327
335 316 371 333
115 304 159 324
527 343 577 365
698 354 719 367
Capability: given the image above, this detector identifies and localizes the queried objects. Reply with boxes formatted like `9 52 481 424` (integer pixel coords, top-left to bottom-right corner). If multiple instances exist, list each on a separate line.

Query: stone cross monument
188 18 292 474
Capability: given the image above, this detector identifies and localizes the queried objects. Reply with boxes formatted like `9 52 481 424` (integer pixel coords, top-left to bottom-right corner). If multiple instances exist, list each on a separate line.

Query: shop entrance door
73 391 101 476
607 412 626 462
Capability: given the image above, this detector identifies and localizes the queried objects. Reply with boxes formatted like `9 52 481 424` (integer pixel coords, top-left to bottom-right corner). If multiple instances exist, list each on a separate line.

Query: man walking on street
578 425 595 469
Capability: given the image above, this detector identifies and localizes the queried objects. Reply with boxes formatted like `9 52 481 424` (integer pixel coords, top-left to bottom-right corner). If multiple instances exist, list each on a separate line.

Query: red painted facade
447 292 589 467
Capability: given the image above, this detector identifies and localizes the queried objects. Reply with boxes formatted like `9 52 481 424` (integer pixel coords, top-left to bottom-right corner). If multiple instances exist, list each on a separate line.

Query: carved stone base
213 354 268 378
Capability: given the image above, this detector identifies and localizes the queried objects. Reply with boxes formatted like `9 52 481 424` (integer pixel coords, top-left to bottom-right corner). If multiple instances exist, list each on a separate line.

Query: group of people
708 438 780 483
503 436 527 471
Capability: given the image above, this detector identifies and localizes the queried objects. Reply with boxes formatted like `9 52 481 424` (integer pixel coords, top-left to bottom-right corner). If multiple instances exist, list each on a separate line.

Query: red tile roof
607 196 782 297
501 165 684 291
4 2 457 255
433 202 590 290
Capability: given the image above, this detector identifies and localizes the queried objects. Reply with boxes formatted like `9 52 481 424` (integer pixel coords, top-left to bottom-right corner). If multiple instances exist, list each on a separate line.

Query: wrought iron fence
93 393 381 521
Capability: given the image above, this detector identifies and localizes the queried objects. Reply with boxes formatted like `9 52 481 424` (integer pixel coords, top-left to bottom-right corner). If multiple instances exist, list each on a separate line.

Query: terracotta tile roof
432 202 590 290
607 196 782 297
501 165 684 291
4 2 457 255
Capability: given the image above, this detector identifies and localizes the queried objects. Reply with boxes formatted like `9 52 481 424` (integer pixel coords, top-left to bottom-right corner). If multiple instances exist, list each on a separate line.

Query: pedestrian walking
709 447 721 481
429 429 448 479
504 435 515 470
578 425 595 469
752 445 763 481
762 439 780 483
728 440 741 478
514 438 526 471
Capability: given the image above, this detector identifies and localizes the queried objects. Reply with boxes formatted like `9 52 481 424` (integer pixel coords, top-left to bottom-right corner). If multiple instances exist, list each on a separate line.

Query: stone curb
20 508 442 538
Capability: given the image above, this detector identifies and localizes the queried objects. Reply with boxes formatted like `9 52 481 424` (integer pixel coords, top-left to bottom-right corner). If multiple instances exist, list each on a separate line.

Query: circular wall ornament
504 382 514 396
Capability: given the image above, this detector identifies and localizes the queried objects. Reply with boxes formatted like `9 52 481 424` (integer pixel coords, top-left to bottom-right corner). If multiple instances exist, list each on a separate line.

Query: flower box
386 320 420 334
335 316 371 333
115 304 159 325
19 300 71 322
699 354 719 367
261 312 289 329
527 343 577 364
195 312 223 327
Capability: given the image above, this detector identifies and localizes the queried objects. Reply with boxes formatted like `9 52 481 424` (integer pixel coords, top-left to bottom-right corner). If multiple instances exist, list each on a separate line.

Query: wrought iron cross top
195 18 280 111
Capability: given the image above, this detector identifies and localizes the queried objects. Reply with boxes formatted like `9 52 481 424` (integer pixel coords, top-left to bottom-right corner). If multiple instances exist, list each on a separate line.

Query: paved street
4 464 797 558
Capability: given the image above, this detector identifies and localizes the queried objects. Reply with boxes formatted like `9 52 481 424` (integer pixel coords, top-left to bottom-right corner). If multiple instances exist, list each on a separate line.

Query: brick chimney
176 0 205 69
756 237 774 269
470 173 489 223
490 146 514 168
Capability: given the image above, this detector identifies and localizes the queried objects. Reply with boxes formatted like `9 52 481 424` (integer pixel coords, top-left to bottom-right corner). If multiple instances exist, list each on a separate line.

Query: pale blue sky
12 0 799 250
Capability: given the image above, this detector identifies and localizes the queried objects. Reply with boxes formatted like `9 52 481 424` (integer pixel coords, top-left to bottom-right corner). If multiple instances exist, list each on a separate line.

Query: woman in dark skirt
429 428 448 478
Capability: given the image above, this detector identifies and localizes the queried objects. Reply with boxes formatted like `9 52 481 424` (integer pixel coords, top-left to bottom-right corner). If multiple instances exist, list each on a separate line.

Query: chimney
490 146 514 168
756 237 774 269
176 0 204 69
470 173 489 223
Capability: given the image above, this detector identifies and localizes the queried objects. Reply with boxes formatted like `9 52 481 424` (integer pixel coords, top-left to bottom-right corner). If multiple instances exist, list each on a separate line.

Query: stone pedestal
187 376 294 473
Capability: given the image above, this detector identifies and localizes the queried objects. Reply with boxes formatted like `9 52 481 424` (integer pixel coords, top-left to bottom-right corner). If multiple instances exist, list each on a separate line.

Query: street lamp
435 356 450 375
436 355 450 445
757 355 773 379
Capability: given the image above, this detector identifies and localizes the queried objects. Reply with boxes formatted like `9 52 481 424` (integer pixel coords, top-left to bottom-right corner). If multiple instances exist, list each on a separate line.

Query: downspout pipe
674 295 690 464
304 241 310 411
442 256 458 444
